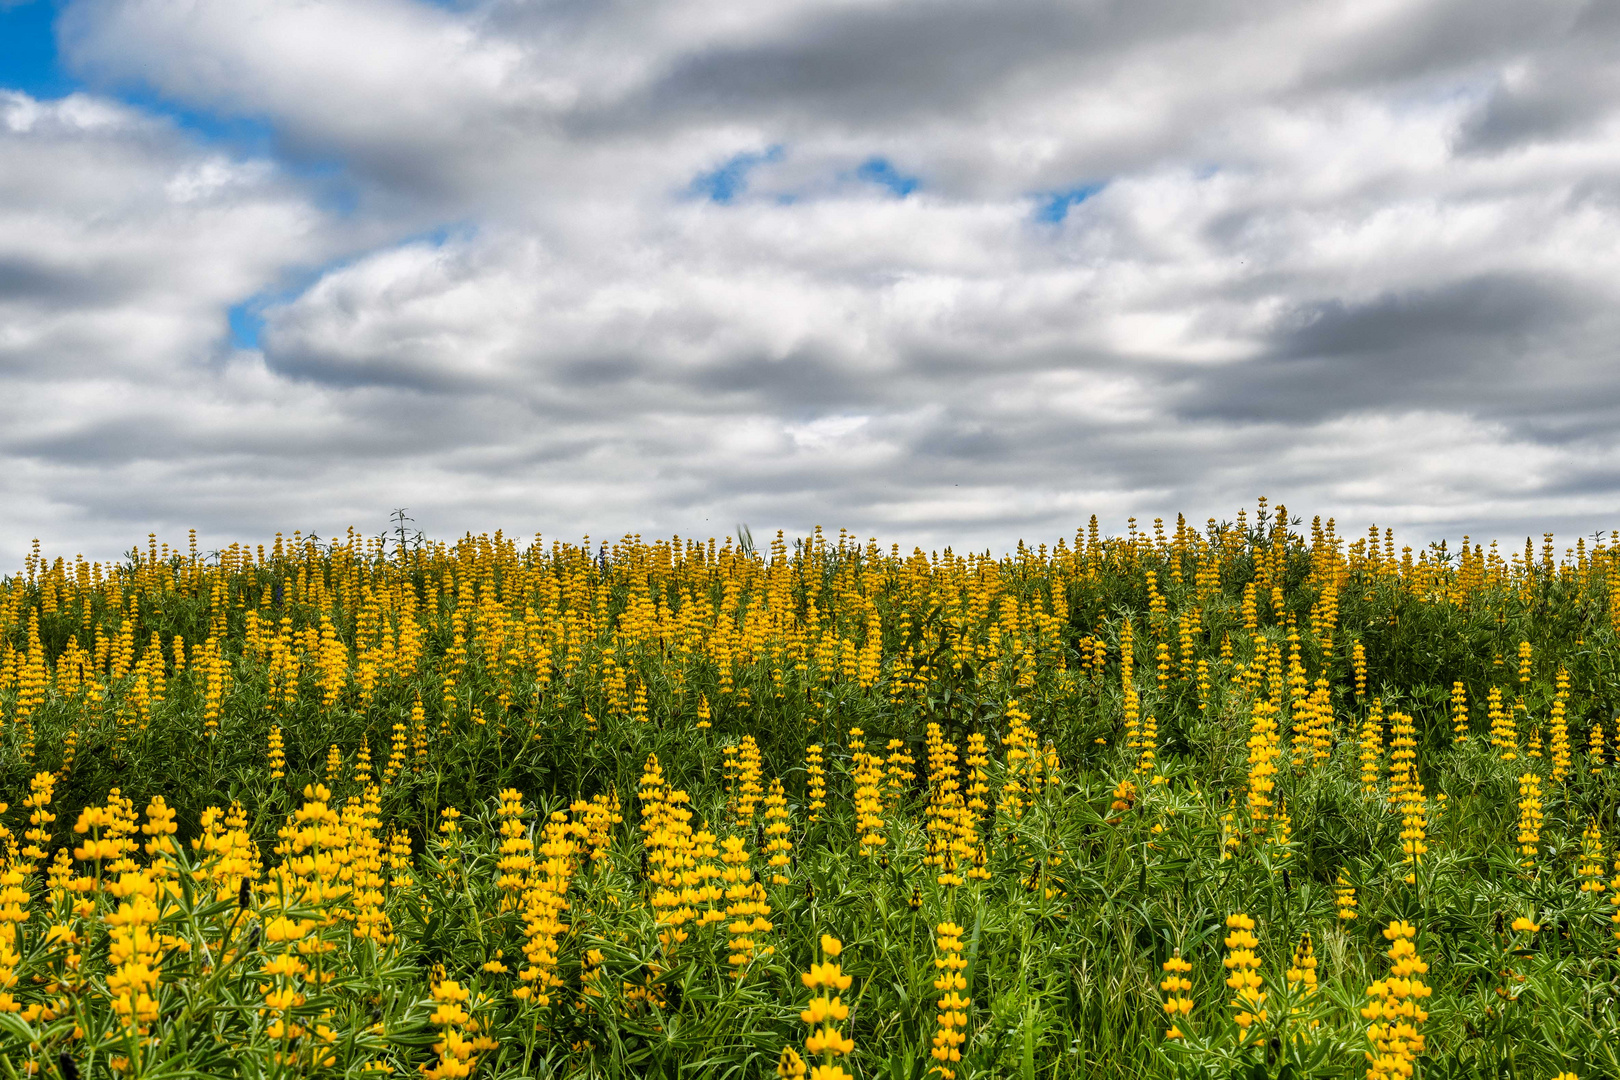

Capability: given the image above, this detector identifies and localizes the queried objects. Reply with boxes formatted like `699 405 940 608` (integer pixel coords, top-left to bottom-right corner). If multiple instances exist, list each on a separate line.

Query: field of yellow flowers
0 502 1614 1079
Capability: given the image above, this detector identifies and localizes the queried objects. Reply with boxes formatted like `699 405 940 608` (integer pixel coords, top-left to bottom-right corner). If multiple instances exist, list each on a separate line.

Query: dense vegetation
0 502 1615 1079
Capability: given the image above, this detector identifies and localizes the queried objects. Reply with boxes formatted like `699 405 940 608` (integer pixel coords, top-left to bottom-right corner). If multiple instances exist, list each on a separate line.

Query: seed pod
238 877 252 910
59 1054 79 1080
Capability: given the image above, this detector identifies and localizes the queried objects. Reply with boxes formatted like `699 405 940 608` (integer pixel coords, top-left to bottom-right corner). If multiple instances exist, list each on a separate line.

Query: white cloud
0 0 1617 562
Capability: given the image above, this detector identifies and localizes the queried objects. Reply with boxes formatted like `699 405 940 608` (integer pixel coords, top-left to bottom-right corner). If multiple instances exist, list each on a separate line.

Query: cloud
0 90 347 551
1454 8 1620 154
1 0 1618 563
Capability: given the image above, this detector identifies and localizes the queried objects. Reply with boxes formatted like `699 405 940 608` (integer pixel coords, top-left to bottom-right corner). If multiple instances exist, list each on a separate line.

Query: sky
3 0 1620 565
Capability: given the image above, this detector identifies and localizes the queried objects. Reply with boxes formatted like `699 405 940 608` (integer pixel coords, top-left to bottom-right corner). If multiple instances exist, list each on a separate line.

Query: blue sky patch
1035 182 1106 223
688 146 783 203
227 300 267 351
0 1 79 99
856 157 920 197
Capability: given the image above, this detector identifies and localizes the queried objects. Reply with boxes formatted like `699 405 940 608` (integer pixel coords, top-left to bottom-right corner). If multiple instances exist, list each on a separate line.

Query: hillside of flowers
0 502 1615 1079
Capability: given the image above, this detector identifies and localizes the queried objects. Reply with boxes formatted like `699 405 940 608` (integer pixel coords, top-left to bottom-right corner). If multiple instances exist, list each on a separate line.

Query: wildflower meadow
0 502 1614 1079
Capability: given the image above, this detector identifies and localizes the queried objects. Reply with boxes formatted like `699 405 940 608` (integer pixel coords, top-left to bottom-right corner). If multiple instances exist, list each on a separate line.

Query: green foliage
0 511 1616 1078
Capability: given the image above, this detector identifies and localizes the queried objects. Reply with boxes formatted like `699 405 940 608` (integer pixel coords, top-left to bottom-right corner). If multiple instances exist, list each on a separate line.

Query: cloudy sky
3 0 1619 564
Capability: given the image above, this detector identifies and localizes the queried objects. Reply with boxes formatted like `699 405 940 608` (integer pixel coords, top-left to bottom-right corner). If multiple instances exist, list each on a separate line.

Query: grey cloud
1446 2 1620 153
1458 67 1620 152
5 415 201 465
1297 0 1579 90
601 0 1253 127
1281 273 1585 361
1462 83 1598 152
554 354 646 389
909 423 1013 462
8 2 1620 565
688 351 883 411
2 385 429 464
0 256 135 305
1172 274 1602 426
264 341 491 394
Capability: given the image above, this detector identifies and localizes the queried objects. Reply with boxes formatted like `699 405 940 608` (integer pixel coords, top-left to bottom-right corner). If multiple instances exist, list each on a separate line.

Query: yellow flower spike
798 932 860 1073
1221 913 1267 1043
1363 919 1431 1077
928 920 973 1075
776 1047 808 1078
1158 949 1196 1036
